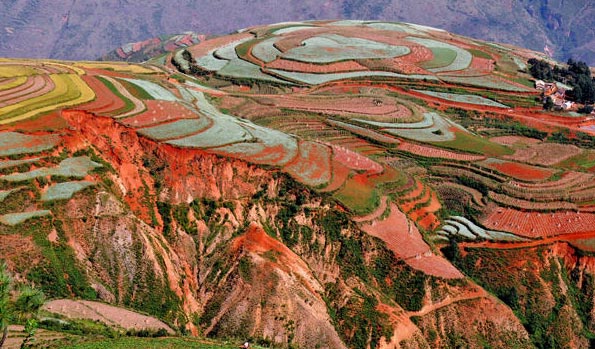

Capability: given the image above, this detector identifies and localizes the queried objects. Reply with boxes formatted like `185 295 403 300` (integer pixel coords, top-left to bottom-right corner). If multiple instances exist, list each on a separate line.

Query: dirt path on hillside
407 287 487 317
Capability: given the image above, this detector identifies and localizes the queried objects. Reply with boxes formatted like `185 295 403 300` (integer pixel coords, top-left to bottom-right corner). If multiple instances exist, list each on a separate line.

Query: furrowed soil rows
397 141 486 161
77 75 126 115
120 100 200 127
482 207 595 238
0 75 55 108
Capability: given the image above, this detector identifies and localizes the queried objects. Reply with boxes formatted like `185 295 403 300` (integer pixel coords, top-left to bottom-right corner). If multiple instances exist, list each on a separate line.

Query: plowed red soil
120 100 198 127
283 140 332 186
320 158 351 192
77 75 126 115
362 203 462 278
397 141 485 161
482 207 595 238
188 32 253 57
469 57 494 72
362 203 429 258
331 145 383 174
0 110 67 132
484 160 554 181
266 59 368 73
406 254 464 279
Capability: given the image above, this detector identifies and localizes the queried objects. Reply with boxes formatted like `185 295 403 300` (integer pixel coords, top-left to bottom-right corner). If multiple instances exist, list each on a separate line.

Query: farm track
408 287 487 317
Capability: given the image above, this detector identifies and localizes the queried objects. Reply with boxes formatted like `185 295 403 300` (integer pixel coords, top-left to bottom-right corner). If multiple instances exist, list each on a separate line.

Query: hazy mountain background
0 0 593 65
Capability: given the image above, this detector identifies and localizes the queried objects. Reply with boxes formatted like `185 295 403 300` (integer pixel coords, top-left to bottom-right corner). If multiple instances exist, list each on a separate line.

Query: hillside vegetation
1 21 595 348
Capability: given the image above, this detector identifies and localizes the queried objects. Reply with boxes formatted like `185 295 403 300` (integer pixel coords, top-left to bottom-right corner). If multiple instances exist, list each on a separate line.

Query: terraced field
3 19 595 349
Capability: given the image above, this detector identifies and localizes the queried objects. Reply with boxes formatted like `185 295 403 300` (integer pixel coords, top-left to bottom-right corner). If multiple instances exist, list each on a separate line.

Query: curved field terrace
3 21 595 348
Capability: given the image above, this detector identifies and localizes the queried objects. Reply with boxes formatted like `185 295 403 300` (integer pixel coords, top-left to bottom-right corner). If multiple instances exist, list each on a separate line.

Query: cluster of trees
1 263 45 349
528 58 595 105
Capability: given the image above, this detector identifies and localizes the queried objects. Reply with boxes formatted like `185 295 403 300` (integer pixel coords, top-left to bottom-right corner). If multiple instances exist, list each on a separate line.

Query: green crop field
430 129 513 156
421 47 457 69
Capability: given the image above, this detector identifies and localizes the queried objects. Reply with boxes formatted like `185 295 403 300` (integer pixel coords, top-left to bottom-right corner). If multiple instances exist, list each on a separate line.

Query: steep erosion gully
61 110 270 221
60 109 531 337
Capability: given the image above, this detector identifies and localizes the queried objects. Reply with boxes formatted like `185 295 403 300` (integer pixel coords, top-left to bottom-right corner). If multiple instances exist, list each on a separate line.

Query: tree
578 105 594 114
0 263 10 348
0 263 45 349
544 96 554 111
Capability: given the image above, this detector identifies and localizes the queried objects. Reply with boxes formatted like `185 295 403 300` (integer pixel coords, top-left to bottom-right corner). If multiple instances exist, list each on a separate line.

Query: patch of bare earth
43 299 174 333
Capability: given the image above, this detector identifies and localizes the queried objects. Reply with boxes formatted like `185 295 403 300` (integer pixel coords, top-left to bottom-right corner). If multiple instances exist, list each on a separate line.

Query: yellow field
0 74 95 124
74 61 161 74
0 65 40 77
0 76 28 91
47 62 86 75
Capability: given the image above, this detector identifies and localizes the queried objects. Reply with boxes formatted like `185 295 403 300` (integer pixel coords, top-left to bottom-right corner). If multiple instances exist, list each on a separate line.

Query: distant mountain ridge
0 0 593 65
100 32 205 62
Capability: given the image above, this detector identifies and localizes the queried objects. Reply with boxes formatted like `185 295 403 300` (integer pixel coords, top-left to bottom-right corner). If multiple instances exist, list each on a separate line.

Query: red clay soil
484 161 554 181
401 187 431 213
361 203 463 279
320 158 351 193
481 207 595 238
490 135 542 145
0 110 67 132
61 110 159 223
119 100 199 127
406 254 464 279
0 234 41 266
77 75 126 115
0 75 46 102
187 32 253 58
469 57 495 73
408 191 441 230
283 140 332 187
331 144 383 174
231 222 315 277
399 179 424 201
361 203 429 259
416 212 441 231
397 141 485 161
232 222 288 255
266 58 368 73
